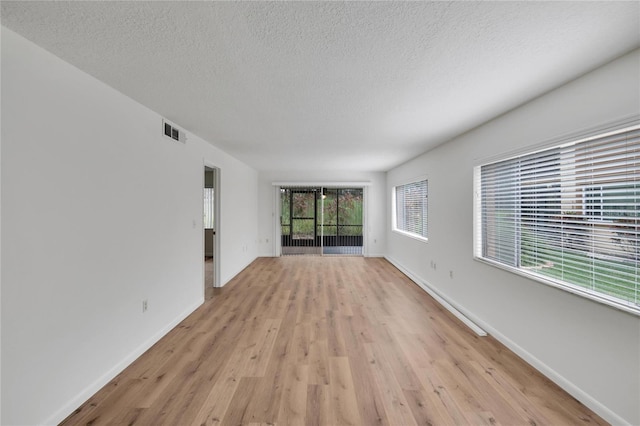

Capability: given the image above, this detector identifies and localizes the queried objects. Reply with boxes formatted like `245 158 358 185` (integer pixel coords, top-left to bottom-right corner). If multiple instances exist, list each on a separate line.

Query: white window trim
392 177 429 243
473 255 639 316
473 121 640 316
392 227 429 243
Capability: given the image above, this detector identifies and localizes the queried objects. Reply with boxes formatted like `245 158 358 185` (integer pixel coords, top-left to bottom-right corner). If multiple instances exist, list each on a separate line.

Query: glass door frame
275 183 367 256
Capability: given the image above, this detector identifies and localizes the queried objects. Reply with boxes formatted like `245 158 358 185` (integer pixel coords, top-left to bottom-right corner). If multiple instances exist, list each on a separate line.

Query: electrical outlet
142 299 148 313
450 270 454 279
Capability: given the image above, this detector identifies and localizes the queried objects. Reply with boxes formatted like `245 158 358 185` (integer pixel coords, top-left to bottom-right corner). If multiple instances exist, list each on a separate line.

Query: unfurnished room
1 1 639 425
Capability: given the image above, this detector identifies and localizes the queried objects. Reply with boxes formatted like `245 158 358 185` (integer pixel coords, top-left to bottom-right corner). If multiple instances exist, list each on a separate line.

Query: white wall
3 19 638 426
1 27 258 425
257 170 387 257
386 49 640 425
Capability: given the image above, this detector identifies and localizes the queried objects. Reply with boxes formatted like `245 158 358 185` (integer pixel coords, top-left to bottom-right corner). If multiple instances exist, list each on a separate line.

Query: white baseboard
384 256 486 336
220 256 258 287
478 318 630 425
44 298 204 425
383 255 630 426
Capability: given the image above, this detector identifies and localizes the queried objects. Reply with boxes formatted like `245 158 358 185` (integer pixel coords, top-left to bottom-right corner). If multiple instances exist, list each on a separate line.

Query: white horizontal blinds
481 158 523 267
203 188 214 229
396 180 428 238
481 126 639 308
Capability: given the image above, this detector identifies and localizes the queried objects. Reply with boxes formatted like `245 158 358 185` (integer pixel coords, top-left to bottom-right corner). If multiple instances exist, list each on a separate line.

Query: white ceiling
2 1 639 172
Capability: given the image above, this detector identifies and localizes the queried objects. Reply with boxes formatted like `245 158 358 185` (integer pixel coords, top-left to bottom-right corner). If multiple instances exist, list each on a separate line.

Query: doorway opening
280 186 363 256
204 165 220 294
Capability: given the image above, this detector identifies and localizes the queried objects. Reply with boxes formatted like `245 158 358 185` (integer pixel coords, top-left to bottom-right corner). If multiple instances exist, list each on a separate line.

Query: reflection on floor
323 246 362 255
204 257 216 300
59 257 606 425
282 246 363 256
281 246 322 256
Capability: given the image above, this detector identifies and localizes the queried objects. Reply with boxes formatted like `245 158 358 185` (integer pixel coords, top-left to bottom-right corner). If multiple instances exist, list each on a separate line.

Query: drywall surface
1 27 258 425
386 49 640 425
257 170 387 257
2 2 639 173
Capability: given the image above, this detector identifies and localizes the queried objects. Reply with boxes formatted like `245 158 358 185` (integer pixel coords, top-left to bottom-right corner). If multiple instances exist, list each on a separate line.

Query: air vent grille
162 120 185 143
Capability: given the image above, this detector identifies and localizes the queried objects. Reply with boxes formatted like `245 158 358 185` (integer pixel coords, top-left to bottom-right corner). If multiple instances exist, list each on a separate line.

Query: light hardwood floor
61 257 606 425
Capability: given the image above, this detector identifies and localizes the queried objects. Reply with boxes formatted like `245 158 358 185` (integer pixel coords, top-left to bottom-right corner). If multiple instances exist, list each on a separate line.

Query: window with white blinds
474 124 639 314
203 188 214 229
394 179 428 240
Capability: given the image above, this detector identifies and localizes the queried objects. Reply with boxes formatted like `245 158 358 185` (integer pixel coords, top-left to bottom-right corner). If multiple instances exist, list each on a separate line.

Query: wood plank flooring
61 257 607 425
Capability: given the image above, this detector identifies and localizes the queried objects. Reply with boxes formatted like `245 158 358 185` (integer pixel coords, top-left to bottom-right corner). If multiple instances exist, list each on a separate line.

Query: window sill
473 256 640 317
392 229 429 244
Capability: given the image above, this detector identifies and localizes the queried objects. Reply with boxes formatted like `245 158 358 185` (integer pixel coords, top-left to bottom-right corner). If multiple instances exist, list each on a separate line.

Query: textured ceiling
2 1 639 172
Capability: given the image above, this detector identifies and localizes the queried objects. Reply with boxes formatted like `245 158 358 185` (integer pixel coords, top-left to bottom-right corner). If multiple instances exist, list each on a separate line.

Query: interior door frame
203 162 221 289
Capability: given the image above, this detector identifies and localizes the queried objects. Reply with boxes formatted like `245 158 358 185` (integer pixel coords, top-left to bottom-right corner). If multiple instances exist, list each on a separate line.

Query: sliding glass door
280 186 363 256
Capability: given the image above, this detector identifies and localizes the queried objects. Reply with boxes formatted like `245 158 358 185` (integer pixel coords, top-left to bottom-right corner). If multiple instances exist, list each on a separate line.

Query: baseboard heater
385 257 487 337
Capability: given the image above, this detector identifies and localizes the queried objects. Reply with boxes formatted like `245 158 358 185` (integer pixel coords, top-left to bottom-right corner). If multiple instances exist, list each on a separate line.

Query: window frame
473 122 640 316
203 187 215 230
392 177 429 243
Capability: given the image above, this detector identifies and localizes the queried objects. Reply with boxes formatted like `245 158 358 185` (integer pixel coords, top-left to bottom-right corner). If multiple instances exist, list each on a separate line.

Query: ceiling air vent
162 119 185 143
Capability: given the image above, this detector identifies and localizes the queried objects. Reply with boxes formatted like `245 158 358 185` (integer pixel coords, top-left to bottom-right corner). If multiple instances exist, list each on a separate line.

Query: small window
394 179 428 240
474 124 639 314
203 188 214 229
